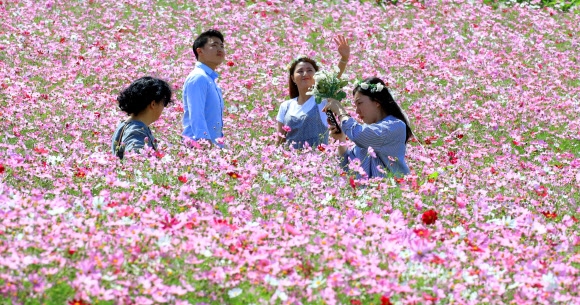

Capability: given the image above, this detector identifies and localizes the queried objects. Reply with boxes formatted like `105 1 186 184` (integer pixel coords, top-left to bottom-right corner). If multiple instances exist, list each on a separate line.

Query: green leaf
336 91 346 101
428 171 439 180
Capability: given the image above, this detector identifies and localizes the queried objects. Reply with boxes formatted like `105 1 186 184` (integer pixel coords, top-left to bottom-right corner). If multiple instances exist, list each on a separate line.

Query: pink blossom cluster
0 0 579 304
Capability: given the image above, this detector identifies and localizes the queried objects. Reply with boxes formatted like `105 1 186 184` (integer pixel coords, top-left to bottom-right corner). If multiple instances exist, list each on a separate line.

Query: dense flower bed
0 0 579 304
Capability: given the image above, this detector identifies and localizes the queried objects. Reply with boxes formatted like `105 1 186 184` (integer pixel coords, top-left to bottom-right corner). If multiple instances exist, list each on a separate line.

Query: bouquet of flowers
306 68 349 104
306 68 349 133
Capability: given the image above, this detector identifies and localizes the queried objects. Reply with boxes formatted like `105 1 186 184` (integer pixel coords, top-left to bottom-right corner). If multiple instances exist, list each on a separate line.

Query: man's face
197 37 225 67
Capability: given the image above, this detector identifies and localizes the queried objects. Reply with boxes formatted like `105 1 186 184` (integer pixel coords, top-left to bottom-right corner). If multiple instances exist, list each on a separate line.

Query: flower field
1 0 580 304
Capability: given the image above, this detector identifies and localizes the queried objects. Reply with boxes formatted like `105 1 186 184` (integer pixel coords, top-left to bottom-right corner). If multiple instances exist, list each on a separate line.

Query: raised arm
334 35 350 79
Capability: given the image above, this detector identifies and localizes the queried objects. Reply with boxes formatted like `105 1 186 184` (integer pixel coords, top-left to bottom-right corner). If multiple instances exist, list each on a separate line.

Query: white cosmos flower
160 154 173 164
375 83 384 92
228 288 242 298
309 275 326 289
360 83 369 90
228 105 238 113
47 155 64 165
321 193 333 205
354 199 367 209
451 225 467 238
462 271 477 284
92 196 106 210
202 249 212 257
157 235 171 247
313 72 325 82
542 273 559 292
275 290 288 301
47 207 66 215
264 275 279 286
120 217 134 225
501 216 516 229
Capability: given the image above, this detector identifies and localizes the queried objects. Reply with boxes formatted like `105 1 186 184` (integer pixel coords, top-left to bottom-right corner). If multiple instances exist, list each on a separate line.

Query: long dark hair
353 77 413 143
287 57 319 98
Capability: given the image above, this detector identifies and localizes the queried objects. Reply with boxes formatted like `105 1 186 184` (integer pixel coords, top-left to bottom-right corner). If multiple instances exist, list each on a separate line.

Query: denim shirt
111 120 156 159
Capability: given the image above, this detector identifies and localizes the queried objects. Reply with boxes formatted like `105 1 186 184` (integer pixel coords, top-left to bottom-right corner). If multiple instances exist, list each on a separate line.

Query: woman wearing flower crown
323 77 412 178
276 35 350 149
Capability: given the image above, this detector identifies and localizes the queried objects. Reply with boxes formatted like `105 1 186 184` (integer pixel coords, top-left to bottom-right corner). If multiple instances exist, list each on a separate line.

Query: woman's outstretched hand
334 35 350 60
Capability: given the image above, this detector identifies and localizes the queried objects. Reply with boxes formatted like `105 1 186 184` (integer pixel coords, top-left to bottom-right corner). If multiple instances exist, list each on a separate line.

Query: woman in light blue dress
276 35 350 149
111 77 173 159
324 77 413 178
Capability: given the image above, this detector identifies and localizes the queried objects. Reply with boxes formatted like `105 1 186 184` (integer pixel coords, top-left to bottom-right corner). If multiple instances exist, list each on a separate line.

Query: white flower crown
356 80 384 93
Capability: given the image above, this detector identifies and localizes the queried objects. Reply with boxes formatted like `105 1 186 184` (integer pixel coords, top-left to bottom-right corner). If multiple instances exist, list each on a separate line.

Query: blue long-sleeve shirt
341 115 410 178
182 62 224 143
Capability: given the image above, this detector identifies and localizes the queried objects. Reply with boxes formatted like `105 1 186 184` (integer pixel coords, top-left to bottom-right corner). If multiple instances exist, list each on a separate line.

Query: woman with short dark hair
323 77 412 178
111 76 173 159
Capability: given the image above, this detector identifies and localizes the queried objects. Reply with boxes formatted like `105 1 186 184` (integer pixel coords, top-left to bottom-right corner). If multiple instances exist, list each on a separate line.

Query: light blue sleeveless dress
281 100 329 150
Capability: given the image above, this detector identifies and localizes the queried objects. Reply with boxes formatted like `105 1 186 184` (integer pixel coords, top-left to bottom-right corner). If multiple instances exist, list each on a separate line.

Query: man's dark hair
117 77 173 116
192 29 224 60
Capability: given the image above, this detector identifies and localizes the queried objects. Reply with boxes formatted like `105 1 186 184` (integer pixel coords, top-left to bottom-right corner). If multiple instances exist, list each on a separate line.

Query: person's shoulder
114 120 140 132
187 71 211 81
279 97 297 108
384 115 405 124
185 68 212 83
381 116 406 131
124 121 149 133
113 121 126 130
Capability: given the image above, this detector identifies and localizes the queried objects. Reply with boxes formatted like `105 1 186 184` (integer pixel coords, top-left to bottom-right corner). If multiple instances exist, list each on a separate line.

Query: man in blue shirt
182 29 226 146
